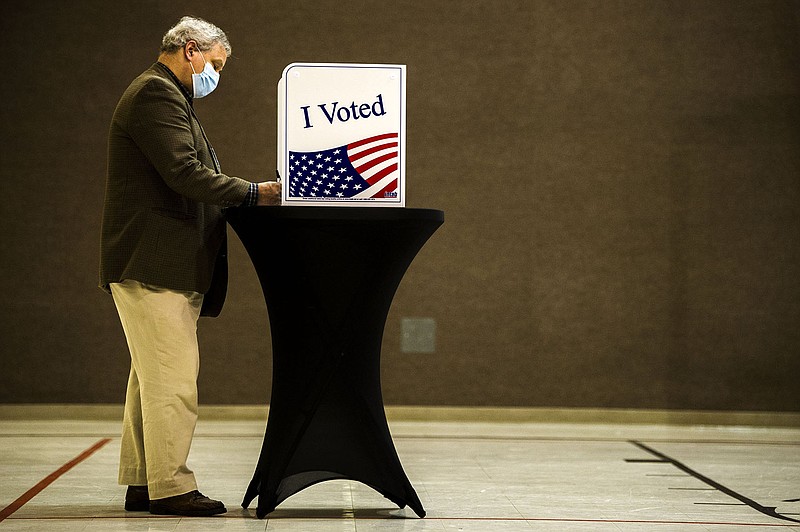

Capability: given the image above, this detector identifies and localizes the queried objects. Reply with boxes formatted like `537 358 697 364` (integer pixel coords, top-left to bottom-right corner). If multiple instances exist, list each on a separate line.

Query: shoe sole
149 505 227 517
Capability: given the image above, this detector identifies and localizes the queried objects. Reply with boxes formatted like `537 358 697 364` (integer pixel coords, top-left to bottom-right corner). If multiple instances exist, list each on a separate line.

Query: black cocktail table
227 206 444 519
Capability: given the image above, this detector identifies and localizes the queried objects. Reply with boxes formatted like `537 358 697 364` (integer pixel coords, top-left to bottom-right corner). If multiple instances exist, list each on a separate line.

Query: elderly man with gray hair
99 16 280 516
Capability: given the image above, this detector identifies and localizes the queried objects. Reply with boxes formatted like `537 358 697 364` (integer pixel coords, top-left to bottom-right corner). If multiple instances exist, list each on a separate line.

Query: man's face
188 41 228 74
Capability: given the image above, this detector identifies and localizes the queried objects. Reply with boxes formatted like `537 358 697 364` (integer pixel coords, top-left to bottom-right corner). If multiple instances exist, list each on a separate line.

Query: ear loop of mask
189 49 207 74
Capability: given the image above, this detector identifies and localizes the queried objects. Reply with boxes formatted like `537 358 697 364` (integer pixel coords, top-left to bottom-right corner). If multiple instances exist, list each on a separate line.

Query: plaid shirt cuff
242 182 258 207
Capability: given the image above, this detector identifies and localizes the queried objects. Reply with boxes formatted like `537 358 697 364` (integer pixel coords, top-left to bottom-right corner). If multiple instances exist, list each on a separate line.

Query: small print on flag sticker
278 63 406 207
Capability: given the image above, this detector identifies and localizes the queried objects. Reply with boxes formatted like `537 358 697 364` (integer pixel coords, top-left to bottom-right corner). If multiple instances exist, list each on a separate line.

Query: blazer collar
155 62 194 105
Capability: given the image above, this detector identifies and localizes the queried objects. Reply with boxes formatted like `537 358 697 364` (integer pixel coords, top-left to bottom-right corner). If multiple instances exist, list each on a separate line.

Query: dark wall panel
1 0 798 411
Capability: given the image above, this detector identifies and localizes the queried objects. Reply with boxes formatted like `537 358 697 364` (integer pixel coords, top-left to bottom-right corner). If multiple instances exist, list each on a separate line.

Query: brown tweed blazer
99 62 251 316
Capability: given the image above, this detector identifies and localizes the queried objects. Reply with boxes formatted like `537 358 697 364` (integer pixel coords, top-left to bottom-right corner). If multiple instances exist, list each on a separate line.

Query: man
99 16 280 516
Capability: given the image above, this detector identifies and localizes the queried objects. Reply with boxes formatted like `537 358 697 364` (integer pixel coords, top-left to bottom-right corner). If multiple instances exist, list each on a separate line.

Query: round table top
228 206 444 223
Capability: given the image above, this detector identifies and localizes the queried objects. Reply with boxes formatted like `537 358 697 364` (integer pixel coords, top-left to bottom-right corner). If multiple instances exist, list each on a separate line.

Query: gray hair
160 16 232 56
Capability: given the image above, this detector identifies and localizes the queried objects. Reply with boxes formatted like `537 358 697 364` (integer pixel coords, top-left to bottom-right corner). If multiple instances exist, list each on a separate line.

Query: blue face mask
190 50 219 99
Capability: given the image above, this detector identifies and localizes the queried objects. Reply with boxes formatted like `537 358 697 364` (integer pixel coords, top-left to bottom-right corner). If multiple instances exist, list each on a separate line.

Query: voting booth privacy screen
278 63 406 207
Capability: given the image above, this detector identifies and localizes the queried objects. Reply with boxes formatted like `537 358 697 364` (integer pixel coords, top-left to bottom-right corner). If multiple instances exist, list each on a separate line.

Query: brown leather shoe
124 485 149 511
149 490 227 517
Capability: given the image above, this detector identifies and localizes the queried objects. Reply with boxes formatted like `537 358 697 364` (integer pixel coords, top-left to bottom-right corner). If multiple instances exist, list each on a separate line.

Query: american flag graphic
287 133 399 200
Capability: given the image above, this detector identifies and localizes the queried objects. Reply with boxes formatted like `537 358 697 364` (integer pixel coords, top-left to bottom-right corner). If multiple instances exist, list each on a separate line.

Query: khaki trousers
110 279 203 499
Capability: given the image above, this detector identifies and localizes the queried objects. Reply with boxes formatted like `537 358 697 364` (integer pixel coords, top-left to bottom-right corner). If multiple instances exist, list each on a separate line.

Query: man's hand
256 181 281 206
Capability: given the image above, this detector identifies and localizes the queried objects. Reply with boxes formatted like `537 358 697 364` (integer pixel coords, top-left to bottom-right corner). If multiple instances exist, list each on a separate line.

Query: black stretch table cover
227 206 444 519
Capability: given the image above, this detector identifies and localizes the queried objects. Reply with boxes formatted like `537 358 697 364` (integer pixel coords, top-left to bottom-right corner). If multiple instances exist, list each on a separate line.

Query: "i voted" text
301 94 386 128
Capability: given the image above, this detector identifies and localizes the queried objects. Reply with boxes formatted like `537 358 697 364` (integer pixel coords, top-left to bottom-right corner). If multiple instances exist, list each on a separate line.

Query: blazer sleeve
126 76 251 206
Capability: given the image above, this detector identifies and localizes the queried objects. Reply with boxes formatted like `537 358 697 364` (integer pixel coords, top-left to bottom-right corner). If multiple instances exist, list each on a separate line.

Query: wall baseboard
0 404 798 427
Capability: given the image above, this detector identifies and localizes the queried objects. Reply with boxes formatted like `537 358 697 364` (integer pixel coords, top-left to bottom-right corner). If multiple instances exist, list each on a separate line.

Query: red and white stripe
348 133 399 199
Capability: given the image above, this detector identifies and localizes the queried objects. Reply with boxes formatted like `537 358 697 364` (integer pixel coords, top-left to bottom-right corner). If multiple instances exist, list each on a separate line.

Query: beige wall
1 0 798 411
